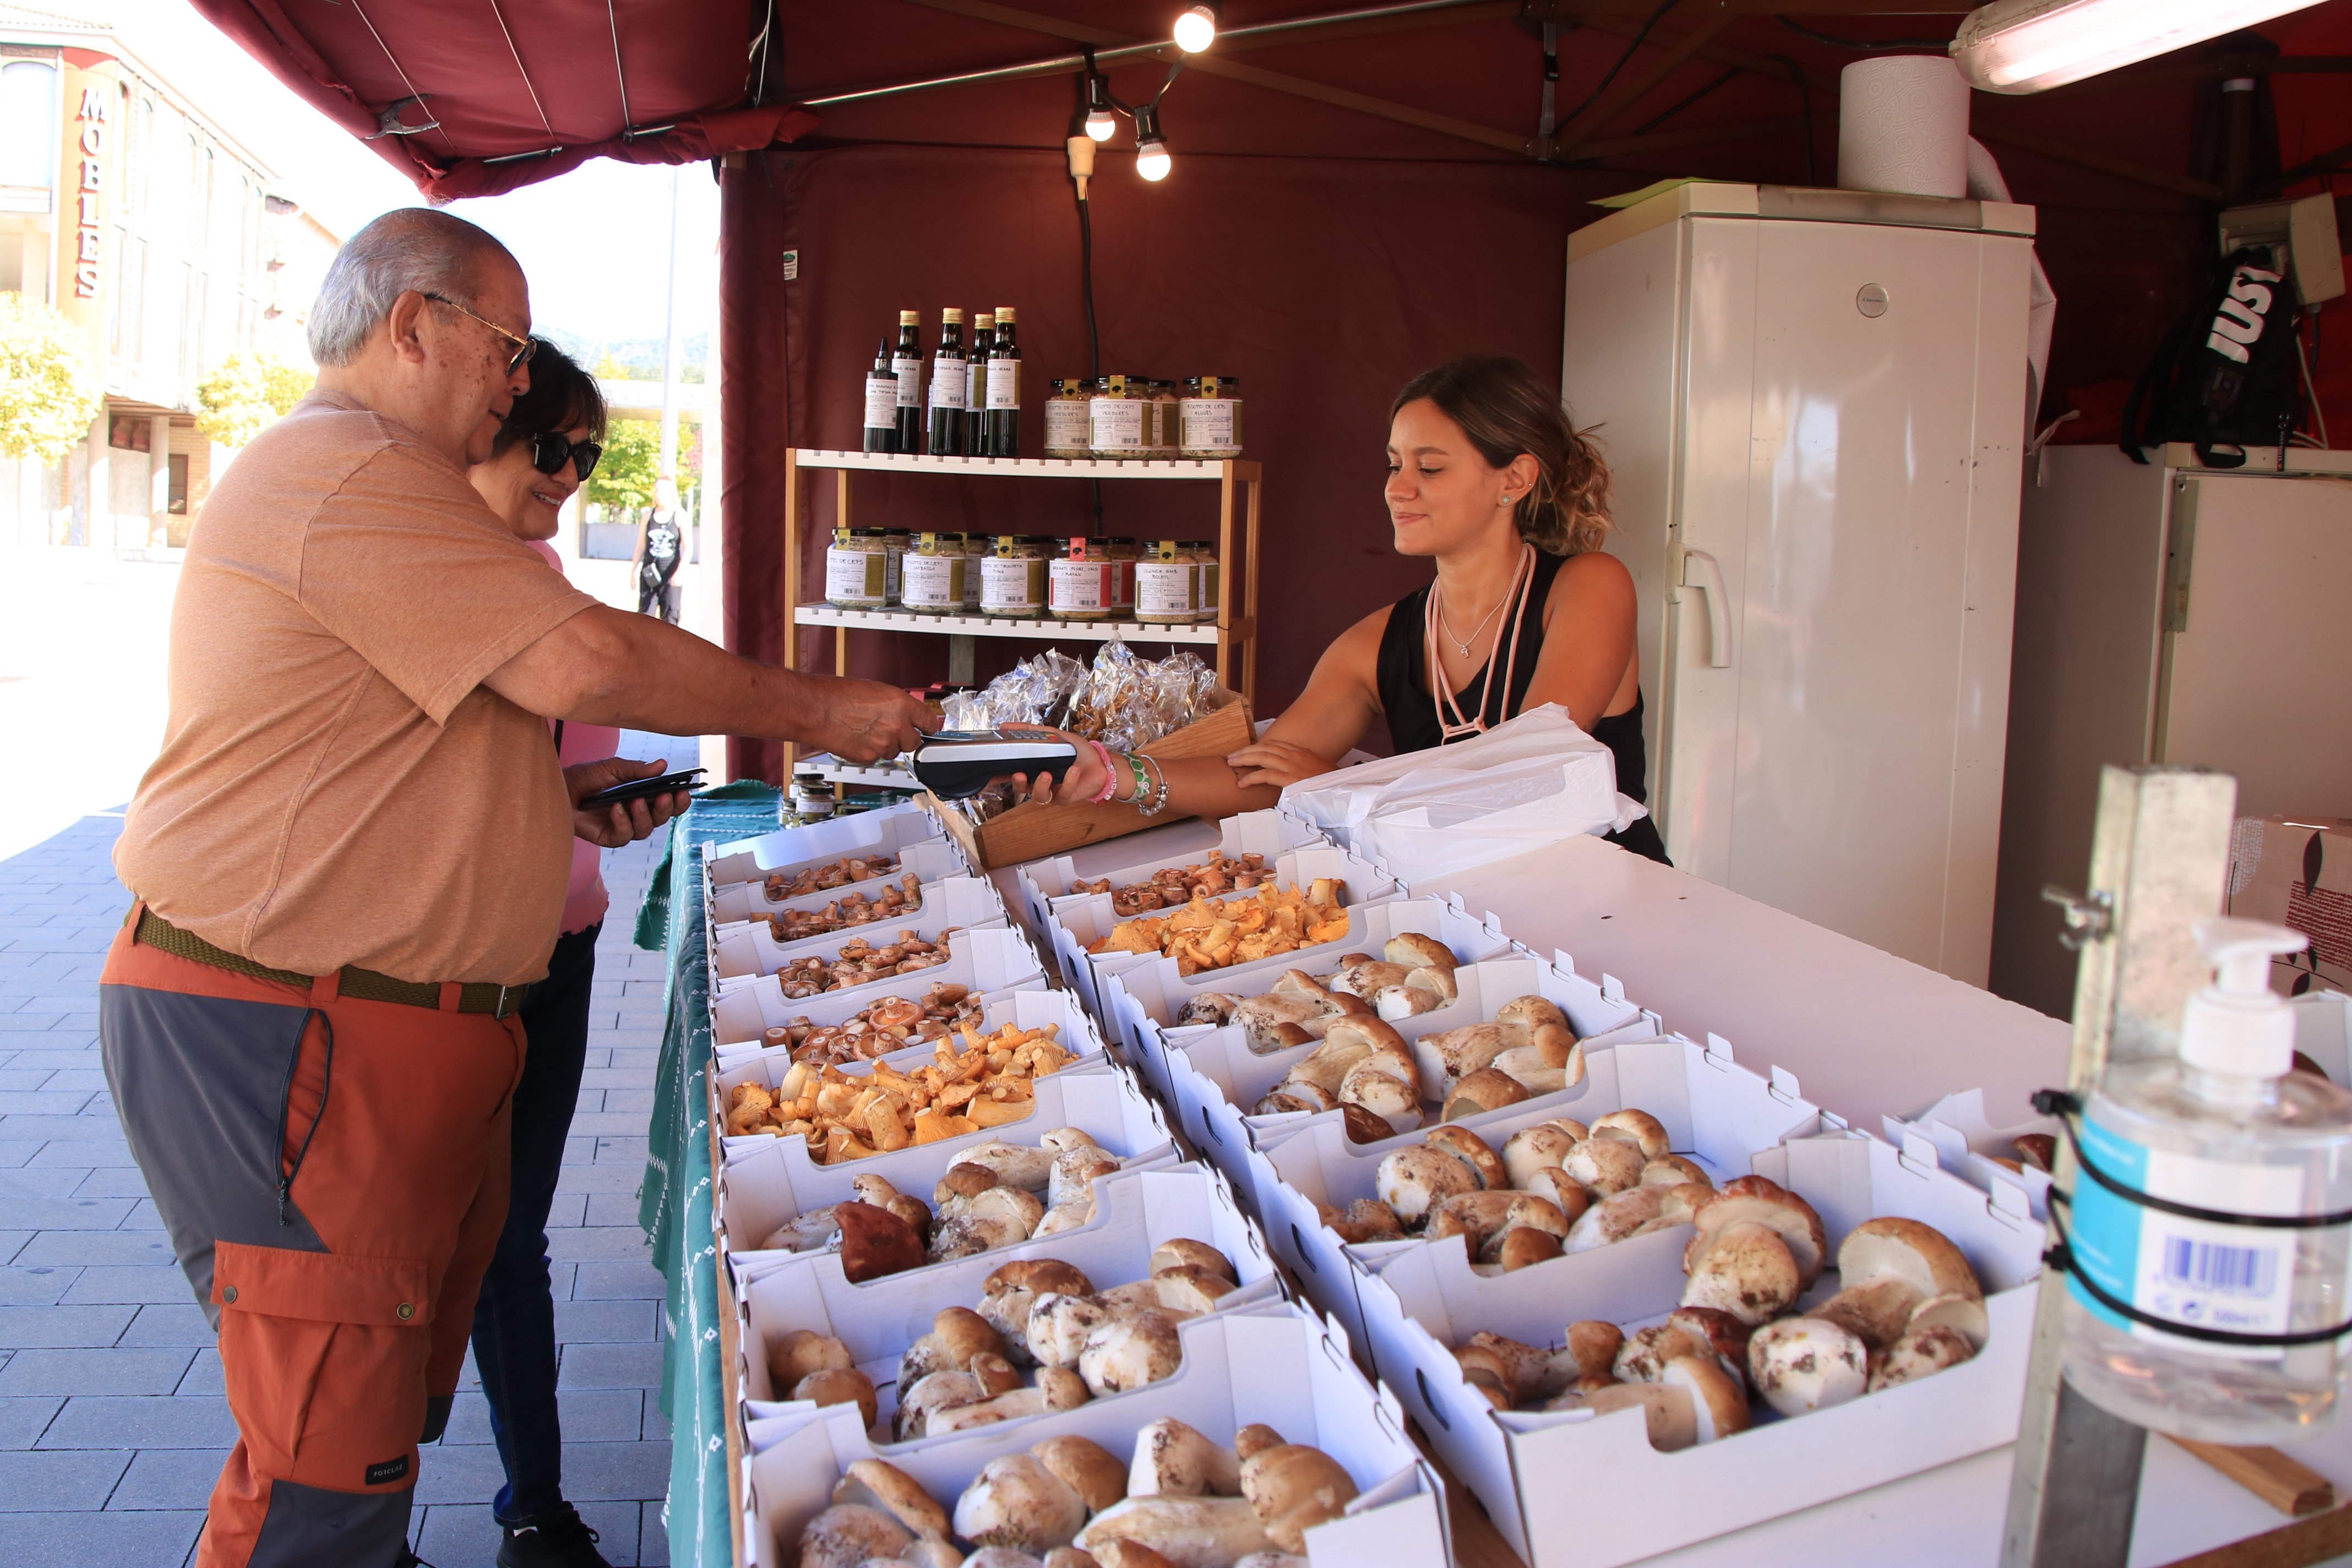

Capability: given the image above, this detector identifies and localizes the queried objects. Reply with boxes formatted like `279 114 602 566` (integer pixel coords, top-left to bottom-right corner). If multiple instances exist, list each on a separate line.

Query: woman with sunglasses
463 340 650 1568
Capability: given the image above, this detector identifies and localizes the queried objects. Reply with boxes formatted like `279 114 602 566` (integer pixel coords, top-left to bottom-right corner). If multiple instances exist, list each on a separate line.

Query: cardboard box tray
709 837 968 923
704 800 957 889
712 986 1109 1097
707 928 1047 1047
1012 806 1330 932
712 876 1010 984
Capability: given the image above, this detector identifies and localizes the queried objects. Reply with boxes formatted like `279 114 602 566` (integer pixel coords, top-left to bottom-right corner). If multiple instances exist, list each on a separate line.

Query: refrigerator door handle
1679 548 1733 668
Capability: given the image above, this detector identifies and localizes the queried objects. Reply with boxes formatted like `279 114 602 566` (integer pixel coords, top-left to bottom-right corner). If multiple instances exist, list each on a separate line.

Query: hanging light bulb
1951 0 2323 93
1133 103 1172 181
1173 3 1218 53
1083 72 1117 141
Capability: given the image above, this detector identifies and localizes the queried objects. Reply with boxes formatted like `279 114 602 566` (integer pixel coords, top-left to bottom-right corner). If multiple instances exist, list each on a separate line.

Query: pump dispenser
2062 918 2352 1443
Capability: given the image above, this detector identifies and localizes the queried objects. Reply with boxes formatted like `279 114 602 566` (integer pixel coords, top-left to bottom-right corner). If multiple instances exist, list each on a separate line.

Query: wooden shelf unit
781 448 1262 772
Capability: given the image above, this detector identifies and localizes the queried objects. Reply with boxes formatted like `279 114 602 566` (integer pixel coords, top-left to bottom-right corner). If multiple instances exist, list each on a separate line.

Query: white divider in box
1151 949 1661 1208
741 1305 1450 1568
717 1066 1177 1283
738 1166 1281 1429
1360 1130 2044 1568
1244 1036 1823 1357
703 800 954 890
1047 843 1397 1017
1098 896 1516 1099
1883 1087 2056 1221
707 924 1045 1031
714 984 1097 1076
708 838 968 924
713 876 1008 983
1013 808 1327 931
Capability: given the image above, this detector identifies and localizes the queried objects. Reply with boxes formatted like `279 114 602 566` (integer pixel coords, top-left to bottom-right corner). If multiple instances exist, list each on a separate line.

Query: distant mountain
541 328 708 384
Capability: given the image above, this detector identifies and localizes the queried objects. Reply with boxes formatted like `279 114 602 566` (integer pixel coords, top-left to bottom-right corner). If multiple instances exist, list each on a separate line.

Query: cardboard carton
707 928 1047 1047
1883 1086 2056 1220
712 876 1009 984
704 800 955 889
1014 807 1328 932
2227 814 2352 996
712 986 1109 1096
709 837 968 923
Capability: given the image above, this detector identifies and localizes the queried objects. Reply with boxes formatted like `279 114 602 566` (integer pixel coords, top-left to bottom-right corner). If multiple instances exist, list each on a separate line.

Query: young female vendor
1017 353 1669 864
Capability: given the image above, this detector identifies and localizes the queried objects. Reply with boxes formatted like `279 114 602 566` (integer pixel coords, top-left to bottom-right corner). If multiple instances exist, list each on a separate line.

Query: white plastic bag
1278 704 1646 886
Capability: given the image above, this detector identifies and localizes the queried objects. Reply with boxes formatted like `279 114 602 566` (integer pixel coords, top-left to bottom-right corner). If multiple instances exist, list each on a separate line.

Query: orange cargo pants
97 919 525 1568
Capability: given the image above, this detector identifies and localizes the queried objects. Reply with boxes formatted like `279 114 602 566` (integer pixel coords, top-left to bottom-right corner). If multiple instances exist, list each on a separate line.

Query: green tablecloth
635 785 785 1568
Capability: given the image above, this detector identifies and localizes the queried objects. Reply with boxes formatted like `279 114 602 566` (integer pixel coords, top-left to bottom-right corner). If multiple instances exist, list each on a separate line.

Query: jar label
1199 562 1220 611
987 358 1021 410
862 377 897 432
1136 560 1195 617
1182 398 1242 450
824 547 886 603
2068 1112 2304 1358
1050 558 1114 612
901 553 963 608
981 554 1044 611
892 355 922 409
1044 401 1091 452
1091 399 1145 451
929 357 967 409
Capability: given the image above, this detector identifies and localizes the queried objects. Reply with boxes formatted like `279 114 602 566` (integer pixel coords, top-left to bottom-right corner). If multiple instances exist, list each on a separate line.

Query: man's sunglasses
531 433 602 481
420 291 536 375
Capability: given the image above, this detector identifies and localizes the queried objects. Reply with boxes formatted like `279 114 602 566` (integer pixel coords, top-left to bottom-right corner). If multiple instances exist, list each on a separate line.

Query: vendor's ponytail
1391 355 1614 556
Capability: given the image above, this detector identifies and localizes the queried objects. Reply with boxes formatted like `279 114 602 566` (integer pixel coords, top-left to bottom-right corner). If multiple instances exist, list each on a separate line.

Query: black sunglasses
531 433 602 481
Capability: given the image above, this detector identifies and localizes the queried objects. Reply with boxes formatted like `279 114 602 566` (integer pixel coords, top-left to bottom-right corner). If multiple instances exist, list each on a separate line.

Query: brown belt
130 908 529 1020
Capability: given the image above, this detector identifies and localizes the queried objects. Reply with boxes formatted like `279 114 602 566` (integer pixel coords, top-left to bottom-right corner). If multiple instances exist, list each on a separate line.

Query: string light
1174 3 1218 53
1083 71 1117 140
1133 102 1172 181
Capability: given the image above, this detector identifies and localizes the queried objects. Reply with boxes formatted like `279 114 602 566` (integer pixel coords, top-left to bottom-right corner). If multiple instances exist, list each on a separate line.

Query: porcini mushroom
1748 1317 1870 1417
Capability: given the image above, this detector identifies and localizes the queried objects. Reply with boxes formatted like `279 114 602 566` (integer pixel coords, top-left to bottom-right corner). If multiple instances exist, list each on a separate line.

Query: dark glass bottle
983 306 1021 458
862 339 898 454
966 313 993 457
929 308 968 456
891 311 923 453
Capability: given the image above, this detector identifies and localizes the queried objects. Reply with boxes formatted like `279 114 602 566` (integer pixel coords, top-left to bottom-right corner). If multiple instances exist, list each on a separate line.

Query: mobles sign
71 81 106 299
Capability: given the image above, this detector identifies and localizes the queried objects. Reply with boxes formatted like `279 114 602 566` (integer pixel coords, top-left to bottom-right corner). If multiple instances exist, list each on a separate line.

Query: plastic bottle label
2068 1112 2304 1358
901 553 963 608
1182 398 1242 451
987 359 1021 410
1049 558 1113 613
981 554 1044 612
892 355 922 408
1136 560 1195 617
930 358 967 409
1091 400 1145 451
1043 402 1091 454
861 377 897 431
824 547 886 605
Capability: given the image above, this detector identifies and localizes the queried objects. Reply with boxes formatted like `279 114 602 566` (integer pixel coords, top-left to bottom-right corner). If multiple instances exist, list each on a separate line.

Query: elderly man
100 208 927 1568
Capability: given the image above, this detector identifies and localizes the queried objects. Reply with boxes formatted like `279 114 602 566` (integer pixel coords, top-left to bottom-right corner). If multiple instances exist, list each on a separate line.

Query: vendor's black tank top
1375 549 1670 864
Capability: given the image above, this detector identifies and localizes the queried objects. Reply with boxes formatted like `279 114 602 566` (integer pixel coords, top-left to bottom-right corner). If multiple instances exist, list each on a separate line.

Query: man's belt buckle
492 984 521 1021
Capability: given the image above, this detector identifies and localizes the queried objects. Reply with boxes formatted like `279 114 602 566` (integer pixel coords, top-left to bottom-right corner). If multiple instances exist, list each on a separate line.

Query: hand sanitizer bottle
2063 918 2352 1443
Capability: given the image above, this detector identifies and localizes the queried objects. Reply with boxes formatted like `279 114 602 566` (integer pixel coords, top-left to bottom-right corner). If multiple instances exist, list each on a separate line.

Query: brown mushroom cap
1240 1444 1360 1554
1868 1324 1978 1392
1681 1220 1802 1326
1684 1177 1828 1287
988 1259 1097 1299
934 1306 1007 1368
1662 1354 1750 1442
1838 1216 1984 1305
1642 1155 1712 1191
1578 1380 1700 1451
1093 1542 1181 1568
1518 1167 1591 1225
1907 1291 1991 1349
1032 1435 1129 1513
1562 1136 1647 1196
954 1452 1090 1553
1443 1068 1534 1122
769 1328 854 1391
1455 1343 1517 1404
1150 1265 1237 1315
799 1503 913 1568
1374 1145 1479 1225
2013 1133 2057 1173
835 1457 949 1540
1234 1424 1288 1461
1151 1239 1237 1283
1338 1102 1396 1146
1501 1123 1581 1189
1666 1306 1754 1375
971 1351 1024 1396
1591 1109 1671 1161
1748 1316 1870 1417
1077 1309 1185 1396
796 1368 880 1430
1044 1548 1109 1568
1489 1226 1565 1271
1564 1185 1673 1253
1494 995 1571 1034
1385 933 1456 971
1423 1125 1507 1191
1129 1416 1242 1498
1566 1320 1626 1380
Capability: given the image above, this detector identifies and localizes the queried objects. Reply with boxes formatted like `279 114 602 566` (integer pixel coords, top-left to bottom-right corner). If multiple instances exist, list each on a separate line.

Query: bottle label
930 357 967 409
1136 560 1195 617
1091 399 1145 451
824 547 886 605
1049 558 1114 613
1043 401 1091 454
966 360 987 410
987 358 1021 410
2067 1111 2305 1358
901 553 964 608
1182 398 1242 452
862 377 898 431
981 554 1044 612
892 354 922 409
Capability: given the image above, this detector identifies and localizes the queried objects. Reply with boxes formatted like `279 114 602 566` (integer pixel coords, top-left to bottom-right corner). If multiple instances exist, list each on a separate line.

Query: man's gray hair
308 208 518 368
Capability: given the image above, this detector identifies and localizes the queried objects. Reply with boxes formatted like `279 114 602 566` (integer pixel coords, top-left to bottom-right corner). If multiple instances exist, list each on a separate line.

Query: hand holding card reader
912 731 1079 799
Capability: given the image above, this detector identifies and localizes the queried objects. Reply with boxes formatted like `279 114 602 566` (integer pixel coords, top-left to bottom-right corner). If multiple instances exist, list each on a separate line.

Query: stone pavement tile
592 1136 650 1166
0 1016 67 1032
0 1167 86 1198
0 1304 136 1348
0 1265 81 1305
571 1261 665 1301
556 1161 644 1194
413 1440 508 1505
40 1394 239 1449
548 1262 578 1302
545 1192 587 1229
546 1227 655 1262
0 1194 133 1230
115 1303 211 1346
552 1299 658 1344
0 1070 55 1090
4 1049 101 1072
416 1495 644 1568
175 1348 221 1397
0 1141 40 1168
120 1198 164 1230
29 1139 134 1168
602 1089 656 1116
107 1446 225 1511
641 1499 671 1565
0 1232 26 1262
0 1506 204 1567
40 1070 108 1095
62 1266 190 1304
584 1193 647 1228
580 1066 650 1089
556 1342 662 1391
562 1133 597 1165
0 1447 132 1508
17 1230 176 1266
643 1402 669 1445
554 1438 669 1501
0 1347 194 1396
0 1396 62 1447
70 1167 152 1198
438 1386 644 1446
1 1113 124 1142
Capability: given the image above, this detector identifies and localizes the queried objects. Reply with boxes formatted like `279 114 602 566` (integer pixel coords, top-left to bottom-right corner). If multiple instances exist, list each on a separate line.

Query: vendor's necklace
1426 543 1536 742
1435 576 1511 657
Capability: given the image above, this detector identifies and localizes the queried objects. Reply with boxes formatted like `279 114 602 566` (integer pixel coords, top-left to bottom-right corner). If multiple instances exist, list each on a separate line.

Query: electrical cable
1769 53 1817 185
1776 16 1955 52
1632 67 1738 135
1555 0 1678 128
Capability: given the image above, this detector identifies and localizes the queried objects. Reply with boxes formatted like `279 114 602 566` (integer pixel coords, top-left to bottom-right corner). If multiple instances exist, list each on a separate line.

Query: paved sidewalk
0 780 685 1566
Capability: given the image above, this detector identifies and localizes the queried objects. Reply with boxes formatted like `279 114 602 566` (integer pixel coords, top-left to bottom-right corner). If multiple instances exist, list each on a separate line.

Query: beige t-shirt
115 390 597 987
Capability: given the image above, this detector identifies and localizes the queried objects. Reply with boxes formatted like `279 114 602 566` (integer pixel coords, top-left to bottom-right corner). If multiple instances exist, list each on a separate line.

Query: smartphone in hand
582 767 706 808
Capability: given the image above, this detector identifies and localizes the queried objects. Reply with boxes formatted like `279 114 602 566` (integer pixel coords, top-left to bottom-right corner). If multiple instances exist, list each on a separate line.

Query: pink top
528 541 622 935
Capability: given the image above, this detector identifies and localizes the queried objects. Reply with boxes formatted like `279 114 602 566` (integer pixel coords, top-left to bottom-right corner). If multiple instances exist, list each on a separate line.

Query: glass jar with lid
900 531 970 614
981 534 1052 618
1182 538 1220 624
1048 536 1122 622
1088 374 1148 461
881 530 910 605
957 532 986 612
1100 537 1140 619
1180 376 1244 458
1147 381 1182 459
1134 539 1199 625
1044 378 1093 460
823 526 894 609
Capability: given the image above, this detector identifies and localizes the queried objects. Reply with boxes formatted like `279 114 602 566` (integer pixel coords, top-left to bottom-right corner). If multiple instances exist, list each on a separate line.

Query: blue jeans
470 921 600 1527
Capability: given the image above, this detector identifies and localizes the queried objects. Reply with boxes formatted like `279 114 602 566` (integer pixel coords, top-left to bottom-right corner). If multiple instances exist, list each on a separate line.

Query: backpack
2119 244 2305 467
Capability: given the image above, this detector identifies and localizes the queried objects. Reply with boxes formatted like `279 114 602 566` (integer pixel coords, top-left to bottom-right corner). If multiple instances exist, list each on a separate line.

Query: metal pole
657 165 685 487
2001 764 2239 1568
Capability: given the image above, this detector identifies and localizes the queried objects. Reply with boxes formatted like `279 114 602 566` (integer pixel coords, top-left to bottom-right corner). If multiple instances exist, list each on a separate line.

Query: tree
0 292 104 465
195 351 314 448
585 417 662 511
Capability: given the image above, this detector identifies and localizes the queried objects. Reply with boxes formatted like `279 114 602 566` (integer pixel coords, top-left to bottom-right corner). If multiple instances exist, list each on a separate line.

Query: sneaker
497 1502 611 1568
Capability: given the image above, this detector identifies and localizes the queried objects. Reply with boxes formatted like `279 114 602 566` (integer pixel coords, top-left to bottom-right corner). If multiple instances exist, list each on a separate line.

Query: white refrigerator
1562 182 2035 985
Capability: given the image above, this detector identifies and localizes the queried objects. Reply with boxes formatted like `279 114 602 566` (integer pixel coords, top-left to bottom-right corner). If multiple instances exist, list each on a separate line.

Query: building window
108 415 151 452
167 453 188 515
0 60 58 208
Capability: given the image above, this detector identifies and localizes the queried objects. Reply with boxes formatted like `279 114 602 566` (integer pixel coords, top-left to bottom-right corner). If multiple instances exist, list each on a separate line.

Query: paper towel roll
1838 56 1970 198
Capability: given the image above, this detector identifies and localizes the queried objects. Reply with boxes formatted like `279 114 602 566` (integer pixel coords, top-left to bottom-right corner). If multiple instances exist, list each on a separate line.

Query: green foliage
582 415 703 514
194 351 314 448
0 292 105 465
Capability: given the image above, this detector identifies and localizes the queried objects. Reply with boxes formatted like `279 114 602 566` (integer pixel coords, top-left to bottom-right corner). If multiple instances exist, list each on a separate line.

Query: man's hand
810 680 933 765
565 756 690 848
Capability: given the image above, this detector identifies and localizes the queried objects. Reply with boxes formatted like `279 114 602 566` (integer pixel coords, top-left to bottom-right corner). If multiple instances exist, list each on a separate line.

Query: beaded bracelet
1126 753 1151 807
1087 739 1120 803
1137 754 1173 816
